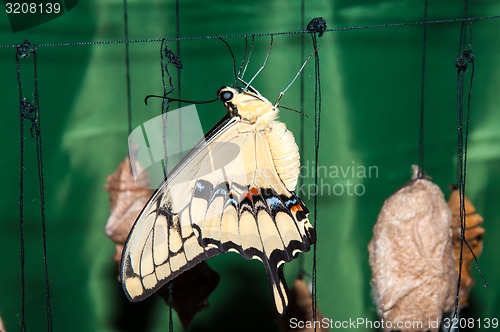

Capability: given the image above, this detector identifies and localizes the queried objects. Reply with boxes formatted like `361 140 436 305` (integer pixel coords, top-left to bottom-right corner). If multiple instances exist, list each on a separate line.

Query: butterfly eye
219 90 234 102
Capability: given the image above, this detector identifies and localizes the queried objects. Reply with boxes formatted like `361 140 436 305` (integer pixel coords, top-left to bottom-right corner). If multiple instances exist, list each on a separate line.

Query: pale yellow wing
120 117 315 314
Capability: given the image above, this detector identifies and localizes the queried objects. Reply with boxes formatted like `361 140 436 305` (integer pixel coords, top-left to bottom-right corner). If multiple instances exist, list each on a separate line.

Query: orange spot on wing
290 204 303 213
246 187 260 200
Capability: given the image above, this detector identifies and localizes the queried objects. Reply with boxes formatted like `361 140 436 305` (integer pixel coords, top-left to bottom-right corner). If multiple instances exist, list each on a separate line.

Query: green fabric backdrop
1 1 499 331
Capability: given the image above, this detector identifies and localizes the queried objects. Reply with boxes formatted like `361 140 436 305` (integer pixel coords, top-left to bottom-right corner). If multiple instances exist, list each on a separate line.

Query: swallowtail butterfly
121 84 316 314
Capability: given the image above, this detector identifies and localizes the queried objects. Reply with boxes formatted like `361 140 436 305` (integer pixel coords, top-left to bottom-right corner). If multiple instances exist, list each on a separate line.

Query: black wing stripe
265 190 312 251
139 214 156 278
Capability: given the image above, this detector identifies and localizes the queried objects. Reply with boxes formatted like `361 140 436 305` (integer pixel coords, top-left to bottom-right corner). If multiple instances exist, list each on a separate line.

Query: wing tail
269 264 289 315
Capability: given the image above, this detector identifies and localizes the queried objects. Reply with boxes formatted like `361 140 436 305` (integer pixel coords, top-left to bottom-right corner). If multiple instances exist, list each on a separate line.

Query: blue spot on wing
266 196 282 210
193 179 213 200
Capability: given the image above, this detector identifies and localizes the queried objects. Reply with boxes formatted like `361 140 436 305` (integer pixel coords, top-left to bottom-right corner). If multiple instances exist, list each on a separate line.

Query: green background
1 1 500 331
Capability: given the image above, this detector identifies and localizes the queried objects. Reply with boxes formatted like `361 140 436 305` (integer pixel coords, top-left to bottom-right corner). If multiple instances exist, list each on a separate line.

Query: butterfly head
218 86 277 125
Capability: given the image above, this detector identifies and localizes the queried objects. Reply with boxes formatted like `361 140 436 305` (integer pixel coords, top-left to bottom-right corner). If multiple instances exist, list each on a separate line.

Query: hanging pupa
279 278 328 332
104 155 153 266
0 315 6 332
368 166 456 332
447 187 485 308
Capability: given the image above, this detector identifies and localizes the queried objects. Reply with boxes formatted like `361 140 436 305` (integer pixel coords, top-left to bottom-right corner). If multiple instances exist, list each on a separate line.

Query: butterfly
120 84 316 314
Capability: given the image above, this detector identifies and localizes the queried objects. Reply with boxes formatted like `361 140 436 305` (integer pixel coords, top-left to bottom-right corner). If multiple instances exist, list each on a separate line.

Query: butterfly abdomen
266 121 300 192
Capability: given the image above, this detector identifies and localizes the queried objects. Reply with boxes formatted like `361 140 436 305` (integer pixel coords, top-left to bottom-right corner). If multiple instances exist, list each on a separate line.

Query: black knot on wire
165 48 182 69
307 17 327 37
16 40 36 58
455 50 474 72
20 97 40 136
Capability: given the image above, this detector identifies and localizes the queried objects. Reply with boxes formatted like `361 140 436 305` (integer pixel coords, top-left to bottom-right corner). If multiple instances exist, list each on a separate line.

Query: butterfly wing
120 116 315 314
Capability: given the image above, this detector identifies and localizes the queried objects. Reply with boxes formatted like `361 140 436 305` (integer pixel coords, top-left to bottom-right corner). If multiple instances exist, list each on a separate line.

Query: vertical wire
160 39 171 180
417 0 429 179
170 2 181 329
462 23 487 288
175 0 182 151
311 33 322 332
33 51 53 332
448 18 470 328
168 282 173 332
297 0 306 279
16 43 53 331
160 37 175 332
452 0 472 317
299 0 305 162
158 46 174 332
453 23 466 323
16 52 27 332
451 20 487 324
123 0 132 134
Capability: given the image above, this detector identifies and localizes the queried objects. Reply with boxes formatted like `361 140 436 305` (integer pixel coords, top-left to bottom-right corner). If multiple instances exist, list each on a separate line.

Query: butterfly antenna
245 34 274 90
144 94 217 106
275 47 318 107
219 38 238 85
278 105 309 118
237 37 248 79
239 35 255 81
